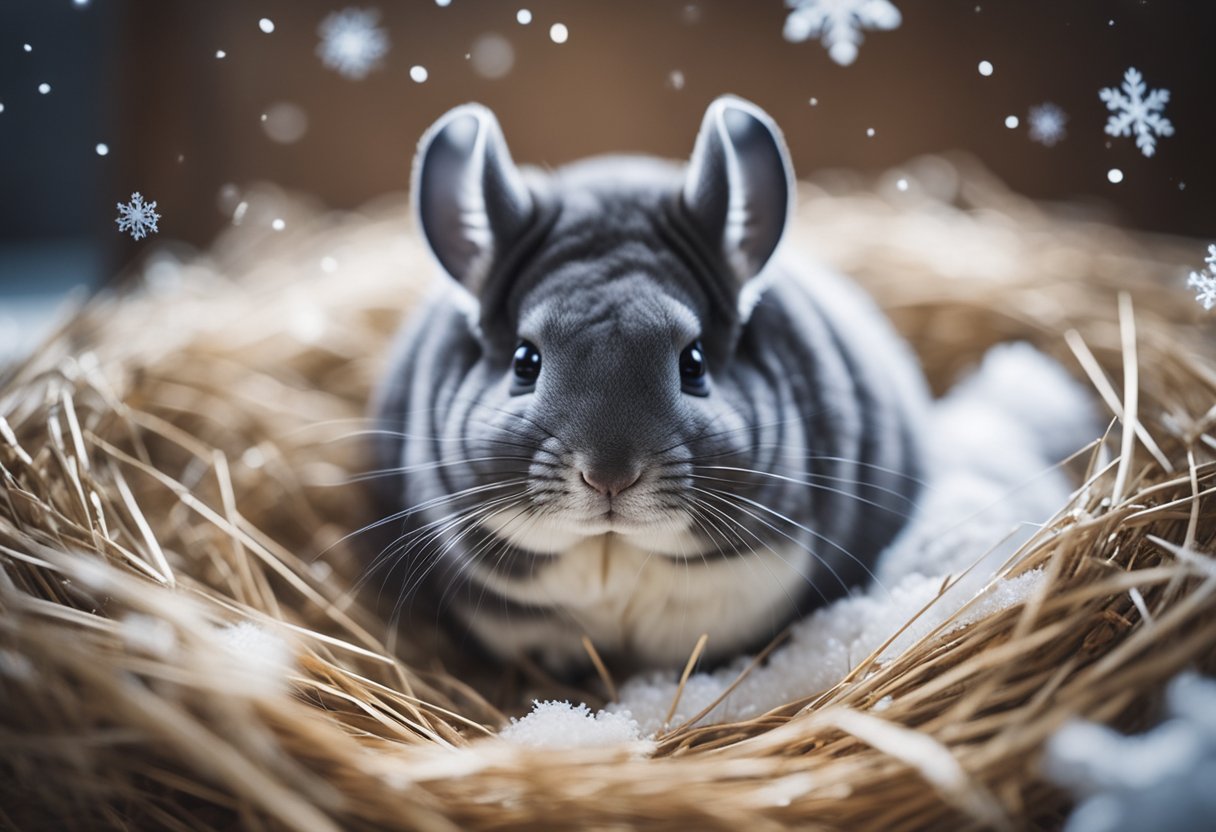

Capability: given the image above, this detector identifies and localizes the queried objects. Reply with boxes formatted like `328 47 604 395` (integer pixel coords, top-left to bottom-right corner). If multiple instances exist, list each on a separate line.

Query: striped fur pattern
371 97 929 671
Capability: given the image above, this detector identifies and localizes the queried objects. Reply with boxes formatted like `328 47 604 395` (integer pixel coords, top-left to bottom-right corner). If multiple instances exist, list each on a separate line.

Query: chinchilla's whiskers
387 494 539 629
357 488 529 596
685 495 825 613
395 497 533 627
691 485 857 596
463 503 547 624
334 477 530 556
688 469 917 518
342 455 537 484
678 445 929 488
340 457 535 484
694 485 891 601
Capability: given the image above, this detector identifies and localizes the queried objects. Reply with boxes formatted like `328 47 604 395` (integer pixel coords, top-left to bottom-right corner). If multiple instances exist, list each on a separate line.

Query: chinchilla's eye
679 339 709 396
512 340 541 386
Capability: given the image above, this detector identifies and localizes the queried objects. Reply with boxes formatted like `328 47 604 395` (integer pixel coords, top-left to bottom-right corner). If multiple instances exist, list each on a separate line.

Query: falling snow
1100 67 1174 158
316 7 391 80
1028 102 1067 146
1187 245 1216 311
115 192 160 241
782 0 902 67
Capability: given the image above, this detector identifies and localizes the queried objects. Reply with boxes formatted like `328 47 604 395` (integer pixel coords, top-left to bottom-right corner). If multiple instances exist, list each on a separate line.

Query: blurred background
1 0 1214 357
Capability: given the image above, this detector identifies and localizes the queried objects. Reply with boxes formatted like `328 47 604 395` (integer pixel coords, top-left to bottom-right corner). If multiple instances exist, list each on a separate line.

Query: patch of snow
501 701 643 748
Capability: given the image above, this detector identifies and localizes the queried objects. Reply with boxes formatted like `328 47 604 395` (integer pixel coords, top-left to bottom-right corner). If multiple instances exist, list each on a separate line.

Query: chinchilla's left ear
681 95 794 288
412 103 535 297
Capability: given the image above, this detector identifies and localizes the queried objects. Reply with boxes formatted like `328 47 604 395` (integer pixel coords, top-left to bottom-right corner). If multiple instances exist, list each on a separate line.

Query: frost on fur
1099 68 1174 158
782 0 902 67
1186 244 1216 311
115 192 160 241
1044 673 1216 832
501 701 643 748
316 7 390 80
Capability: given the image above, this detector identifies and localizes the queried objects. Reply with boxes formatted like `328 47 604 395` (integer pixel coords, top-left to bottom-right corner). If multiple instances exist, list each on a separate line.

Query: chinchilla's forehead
505 160 732 340
517 274 703 347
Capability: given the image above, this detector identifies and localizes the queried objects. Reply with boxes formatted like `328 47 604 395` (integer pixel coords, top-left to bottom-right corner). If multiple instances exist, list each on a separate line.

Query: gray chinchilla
371 95 930 672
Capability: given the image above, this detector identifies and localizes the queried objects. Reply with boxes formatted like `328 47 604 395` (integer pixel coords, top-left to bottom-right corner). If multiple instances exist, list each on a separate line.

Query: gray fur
371 96 930 671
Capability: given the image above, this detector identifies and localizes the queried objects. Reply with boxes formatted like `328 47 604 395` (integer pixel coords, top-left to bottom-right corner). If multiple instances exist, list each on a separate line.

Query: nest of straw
2 157 1214 831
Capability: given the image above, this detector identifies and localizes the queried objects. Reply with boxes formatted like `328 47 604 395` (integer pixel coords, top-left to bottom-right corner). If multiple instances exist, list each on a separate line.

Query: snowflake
1187 244 1216 311
316 7 390 80
1027 102 1067 146
782 0 902 67
115 192 160 241
1099 67 1174 157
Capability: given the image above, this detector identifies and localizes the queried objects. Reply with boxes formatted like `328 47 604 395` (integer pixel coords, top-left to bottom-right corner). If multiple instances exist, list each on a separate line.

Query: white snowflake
1027 102 1067 146
1099 67 1174 158
782 0 902 67
115 192 160 241
316 7 390 80
1187 244 1216 311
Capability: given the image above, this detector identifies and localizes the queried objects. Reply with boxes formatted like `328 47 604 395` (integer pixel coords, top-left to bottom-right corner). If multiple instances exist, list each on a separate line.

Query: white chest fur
464 526 814 668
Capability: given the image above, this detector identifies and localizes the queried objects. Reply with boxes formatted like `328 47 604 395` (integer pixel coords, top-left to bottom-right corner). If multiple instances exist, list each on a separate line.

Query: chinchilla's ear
681 95 793 287
413 104 534 295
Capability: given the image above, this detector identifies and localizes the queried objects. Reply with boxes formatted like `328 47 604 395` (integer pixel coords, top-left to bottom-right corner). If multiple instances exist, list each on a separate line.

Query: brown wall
5 1 1214 260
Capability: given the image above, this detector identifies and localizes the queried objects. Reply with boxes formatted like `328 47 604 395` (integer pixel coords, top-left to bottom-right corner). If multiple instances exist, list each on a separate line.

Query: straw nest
2 156 1214 831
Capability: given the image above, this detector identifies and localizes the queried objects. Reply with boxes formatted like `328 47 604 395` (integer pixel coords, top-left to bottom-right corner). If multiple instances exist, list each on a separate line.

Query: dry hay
2 156 1215 831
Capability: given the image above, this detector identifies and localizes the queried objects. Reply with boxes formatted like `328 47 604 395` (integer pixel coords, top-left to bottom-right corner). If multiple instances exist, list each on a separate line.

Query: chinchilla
370 95 930 672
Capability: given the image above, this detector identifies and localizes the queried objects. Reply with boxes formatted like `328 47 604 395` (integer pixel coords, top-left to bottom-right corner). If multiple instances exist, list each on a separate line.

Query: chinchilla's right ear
412 104 535 296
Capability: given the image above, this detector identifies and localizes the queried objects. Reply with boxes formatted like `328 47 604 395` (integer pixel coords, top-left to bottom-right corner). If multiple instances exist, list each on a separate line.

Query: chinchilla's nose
580 466 641 498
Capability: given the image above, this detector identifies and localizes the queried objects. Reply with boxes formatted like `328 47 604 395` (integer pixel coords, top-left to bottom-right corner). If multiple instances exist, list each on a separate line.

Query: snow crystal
215 49 226 59
0 103 6 114
1100 67 1173 158
501 701 643 748
37 83 51 95
316 8 390 80
271 218 286 231
1004 115 1019 129
115 192 161 241
1044 673 1216 832
1028 102 1067 146
1186 244 1216 311
95 143 108 156
23 43 32 53
1107 168 1123 184
667 69 686 90
866 127 875 137
896 177 908 191
409 64 428 83
978 59 993 76
783 0 901 66
258 17 275 34
516 8 532 25
549 23 569 44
